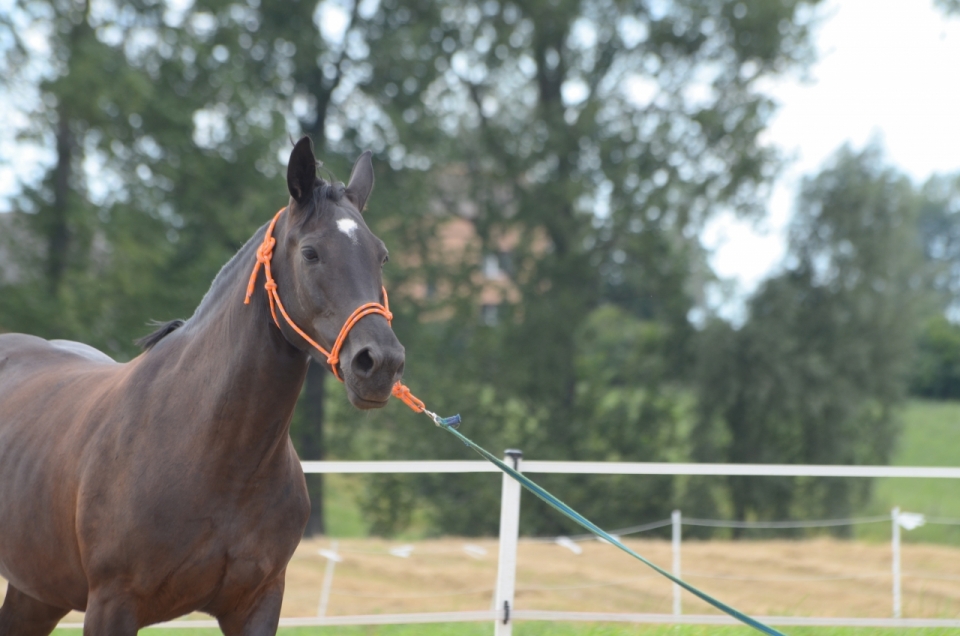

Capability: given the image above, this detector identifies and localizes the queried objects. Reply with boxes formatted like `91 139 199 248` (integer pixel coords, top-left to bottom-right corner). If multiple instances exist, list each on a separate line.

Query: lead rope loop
245 207 424 409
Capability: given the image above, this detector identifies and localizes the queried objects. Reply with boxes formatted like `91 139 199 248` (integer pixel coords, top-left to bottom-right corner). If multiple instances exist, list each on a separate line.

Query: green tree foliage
0 0 283 352
909 173 960 399
308 0 824 535
15 0 934 542
937 0 960 16
917 173 960 311
692 145 925 533
912 315 960 399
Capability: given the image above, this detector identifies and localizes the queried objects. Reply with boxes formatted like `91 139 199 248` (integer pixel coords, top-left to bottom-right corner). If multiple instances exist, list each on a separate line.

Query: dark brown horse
0 137 405 635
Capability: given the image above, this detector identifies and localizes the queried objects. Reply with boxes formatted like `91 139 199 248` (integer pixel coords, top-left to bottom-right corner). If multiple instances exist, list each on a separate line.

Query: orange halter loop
244 207 424 413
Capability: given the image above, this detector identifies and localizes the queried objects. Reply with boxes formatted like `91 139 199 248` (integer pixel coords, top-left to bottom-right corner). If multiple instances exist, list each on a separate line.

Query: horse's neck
164 222 310 468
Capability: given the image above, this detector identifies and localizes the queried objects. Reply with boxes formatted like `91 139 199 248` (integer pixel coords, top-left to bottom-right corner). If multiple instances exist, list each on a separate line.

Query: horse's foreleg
0 585 70 636
216 575 285 636
82 589 138 636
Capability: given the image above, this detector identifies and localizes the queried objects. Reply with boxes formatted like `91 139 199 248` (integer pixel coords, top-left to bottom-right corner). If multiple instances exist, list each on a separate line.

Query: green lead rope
423 411 787 636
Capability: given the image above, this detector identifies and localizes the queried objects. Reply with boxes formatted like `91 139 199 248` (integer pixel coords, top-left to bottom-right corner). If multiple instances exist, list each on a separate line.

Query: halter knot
245 207 424 412
256 239 275 264
392 383 426 413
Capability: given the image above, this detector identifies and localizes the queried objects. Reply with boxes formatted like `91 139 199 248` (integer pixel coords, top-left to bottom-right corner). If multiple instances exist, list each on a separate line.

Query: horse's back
0 333 115 369
49 339 116 363
0 333 125 608
0 333 120 398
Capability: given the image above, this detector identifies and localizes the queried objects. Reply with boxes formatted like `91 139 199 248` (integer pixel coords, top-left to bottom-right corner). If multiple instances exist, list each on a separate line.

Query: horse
0 136 405 635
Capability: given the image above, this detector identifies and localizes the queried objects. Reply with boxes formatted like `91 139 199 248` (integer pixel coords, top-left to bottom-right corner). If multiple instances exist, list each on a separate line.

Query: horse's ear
345 150 374 213
287 136 317 206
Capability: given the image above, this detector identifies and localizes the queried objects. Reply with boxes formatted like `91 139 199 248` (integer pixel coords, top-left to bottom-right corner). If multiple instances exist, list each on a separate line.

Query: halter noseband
244 207 424 413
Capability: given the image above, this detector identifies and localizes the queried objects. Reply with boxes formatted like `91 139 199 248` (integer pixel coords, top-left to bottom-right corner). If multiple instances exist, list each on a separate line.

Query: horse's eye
301 247 319 263
382 254 389 266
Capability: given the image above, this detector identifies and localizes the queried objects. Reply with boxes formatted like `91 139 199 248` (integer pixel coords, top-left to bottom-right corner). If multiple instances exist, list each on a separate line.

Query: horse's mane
315 179 345 203
134 177 345 352
135 319 185 350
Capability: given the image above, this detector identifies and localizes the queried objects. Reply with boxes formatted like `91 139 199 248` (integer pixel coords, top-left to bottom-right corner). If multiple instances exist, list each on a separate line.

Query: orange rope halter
244 207 425 413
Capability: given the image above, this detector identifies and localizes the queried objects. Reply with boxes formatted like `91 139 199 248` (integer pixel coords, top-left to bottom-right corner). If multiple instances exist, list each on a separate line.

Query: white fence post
494 449 523 636
892 506 901 619
317 540 340 617
672 509 682 616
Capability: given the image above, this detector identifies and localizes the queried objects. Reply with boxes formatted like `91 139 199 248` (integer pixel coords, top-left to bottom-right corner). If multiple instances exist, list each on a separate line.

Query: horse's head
273 137 404 409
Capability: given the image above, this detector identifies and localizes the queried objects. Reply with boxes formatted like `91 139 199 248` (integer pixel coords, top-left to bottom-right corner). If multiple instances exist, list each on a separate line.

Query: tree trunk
48 109 73 296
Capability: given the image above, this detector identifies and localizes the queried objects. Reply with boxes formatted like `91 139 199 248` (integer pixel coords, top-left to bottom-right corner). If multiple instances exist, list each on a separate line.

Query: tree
2 0 828 537
306 0 825 535
917 173 960 312
911 315 960 399
693 145 926 533
937 0 960 16
0 0 284 356
909 173 960 398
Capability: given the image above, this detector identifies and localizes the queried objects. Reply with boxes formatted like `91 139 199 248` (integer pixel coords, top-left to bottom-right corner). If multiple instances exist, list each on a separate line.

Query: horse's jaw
343 379 392 410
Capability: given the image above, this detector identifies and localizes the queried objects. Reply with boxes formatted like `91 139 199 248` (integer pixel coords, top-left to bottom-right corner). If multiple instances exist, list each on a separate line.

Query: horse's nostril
352 348 376 376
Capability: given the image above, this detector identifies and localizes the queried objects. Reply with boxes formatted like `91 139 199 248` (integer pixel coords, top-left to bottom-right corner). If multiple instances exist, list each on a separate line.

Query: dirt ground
6 537 960 622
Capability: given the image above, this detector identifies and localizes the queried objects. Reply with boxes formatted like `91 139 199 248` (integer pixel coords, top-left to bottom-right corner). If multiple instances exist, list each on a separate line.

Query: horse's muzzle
341 339 405 410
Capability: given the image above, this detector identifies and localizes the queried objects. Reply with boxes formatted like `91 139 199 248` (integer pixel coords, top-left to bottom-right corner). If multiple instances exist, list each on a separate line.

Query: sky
702 0 960 314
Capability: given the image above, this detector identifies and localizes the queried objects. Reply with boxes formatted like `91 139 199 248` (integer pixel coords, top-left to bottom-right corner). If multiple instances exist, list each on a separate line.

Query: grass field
49 624 960 635
857 400 960 544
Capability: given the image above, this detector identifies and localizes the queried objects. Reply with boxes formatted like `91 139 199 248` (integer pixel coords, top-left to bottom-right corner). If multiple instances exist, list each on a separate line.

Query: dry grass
282 537 960 619
7 537 960 622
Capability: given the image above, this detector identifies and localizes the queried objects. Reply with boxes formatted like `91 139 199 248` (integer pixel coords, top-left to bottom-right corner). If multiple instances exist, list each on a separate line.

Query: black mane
135 319 185 350
136 179 342 352
290 179 346 230
315 179 345 203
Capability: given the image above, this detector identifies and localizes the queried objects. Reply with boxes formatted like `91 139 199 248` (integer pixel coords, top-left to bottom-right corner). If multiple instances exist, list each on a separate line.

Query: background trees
305 0 827 535
0 0 954 537
692 145 927 529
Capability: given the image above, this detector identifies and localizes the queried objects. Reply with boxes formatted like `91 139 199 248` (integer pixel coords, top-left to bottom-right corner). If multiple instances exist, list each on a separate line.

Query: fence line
523 518 673 543
681 515 890 529
302 459 960 478
58 612 960 630
54 457 960 632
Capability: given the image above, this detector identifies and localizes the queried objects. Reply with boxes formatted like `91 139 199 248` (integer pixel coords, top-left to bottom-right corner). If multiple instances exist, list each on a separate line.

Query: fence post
494 449 523 636
317 540 340 618
672 509 682 616
892 506 901 619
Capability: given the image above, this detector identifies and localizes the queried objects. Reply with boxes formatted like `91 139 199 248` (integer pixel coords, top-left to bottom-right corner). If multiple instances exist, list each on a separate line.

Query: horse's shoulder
0 333 116 366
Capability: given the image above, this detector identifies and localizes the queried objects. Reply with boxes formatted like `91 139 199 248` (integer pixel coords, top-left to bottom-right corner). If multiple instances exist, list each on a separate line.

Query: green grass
50 625 960 635
323 474 369 538
856 399 960 543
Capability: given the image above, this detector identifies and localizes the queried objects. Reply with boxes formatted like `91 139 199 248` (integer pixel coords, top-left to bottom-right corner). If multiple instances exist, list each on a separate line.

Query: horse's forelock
297 180 346 226
318 181 345 203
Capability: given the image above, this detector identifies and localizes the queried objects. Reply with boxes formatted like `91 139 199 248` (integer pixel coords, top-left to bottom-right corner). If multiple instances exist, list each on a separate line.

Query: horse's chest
199 491 308 613
79 466 309 618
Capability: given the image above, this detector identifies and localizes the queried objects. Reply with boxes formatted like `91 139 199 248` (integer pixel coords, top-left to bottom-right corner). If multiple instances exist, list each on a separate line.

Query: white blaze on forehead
336 217 359 243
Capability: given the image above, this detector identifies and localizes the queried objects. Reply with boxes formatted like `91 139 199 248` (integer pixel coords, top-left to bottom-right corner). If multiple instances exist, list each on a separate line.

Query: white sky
703 0 960 310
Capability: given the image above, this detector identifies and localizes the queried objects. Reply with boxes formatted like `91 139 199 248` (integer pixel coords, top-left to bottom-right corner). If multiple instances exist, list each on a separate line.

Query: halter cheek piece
244 207 424 413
